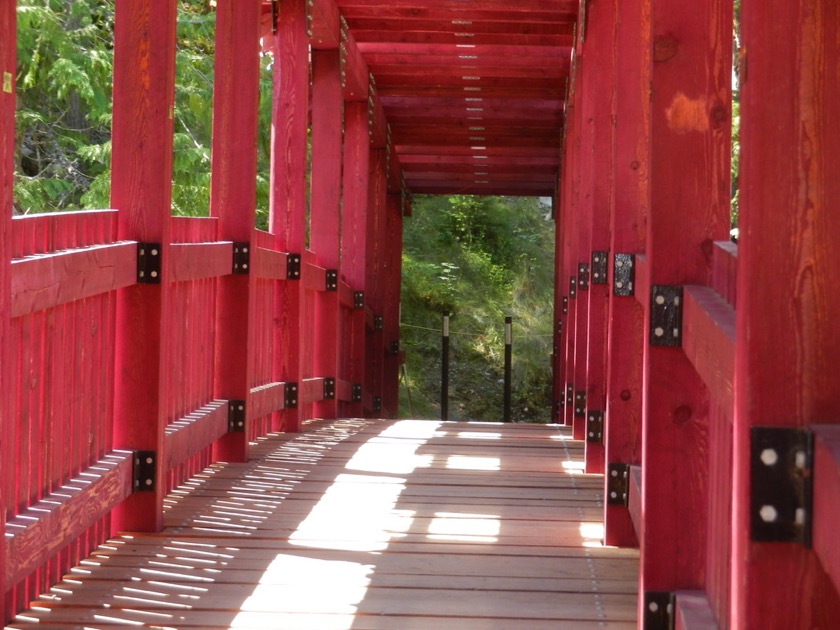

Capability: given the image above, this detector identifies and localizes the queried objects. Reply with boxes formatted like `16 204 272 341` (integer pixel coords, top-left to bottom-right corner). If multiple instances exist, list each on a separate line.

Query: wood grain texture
812 426 840 599
8 420 638 629
164 401 228 472
733 0 840 627
4 451 133 588
168 242 233 283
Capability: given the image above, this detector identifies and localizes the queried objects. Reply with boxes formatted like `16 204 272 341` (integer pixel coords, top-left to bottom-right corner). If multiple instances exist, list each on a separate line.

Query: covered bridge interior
2 0 840 628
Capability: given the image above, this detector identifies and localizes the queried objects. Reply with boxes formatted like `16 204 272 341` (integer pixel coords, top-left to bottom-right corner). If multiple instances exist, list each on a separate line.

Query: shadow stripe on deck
10 419 639 629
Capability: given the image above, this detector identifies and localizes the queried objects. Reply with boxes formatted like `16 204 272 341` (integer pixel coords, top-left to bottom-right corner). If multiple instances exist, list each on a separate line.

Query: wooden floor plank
9 420 638 629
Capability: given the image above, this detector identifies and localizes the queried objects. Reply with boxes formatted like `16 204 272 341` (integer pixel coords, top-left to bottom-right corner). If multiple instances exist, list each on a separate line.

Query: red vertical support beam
341 102 370 417
642 0 731 606
732 1 840 627
366 149 387 414
382 193 404 418
210 0 260 460
310 49 342 420
579 0 616 474
0 0 14 619
111 0 177 533
551 187 563 424
604 0 648 547
270 0 309 432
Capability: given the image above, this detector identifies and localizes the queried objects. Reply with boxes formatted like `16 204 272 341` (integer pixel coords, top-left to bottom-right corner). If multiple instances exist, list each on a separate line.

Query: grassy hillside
399 195 556 423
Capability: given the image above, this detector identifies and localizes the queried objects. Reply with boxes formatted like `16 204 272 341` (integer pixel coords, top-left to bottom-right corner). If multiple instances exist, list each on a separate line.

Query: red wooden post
210 0 261 461
641 0 731 609
603 0 648 548
577 0 615 474
270 0 309 433
341 101 371 418
733 1 840 627
310 49 343 420
111 0 178 533
1 0 15 619
382 193 404 418
366 149 388 415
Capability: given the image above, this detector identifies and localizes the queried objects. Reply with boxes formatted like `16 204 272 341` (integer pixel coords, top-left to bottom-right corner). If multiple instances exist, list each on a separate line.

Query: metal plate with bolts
232 243 250 274
286 253 301 280
137 243 162 284
607 463 630 506
228 400 246 432
569 275 577 299
613 253 635 296
574 391 586 418
643 591 675 630
578 262 590 290
750 427 813 545
284 382 298 409
373 396 382 413
650 285 683 347
352 384 363 403
586 411 604 444
354 291 365 309
591 251 609 285
562 296 569 314
325 269 338 291
323 377 336 400
133 451 157 492
566 384 574 406
375 315 384 331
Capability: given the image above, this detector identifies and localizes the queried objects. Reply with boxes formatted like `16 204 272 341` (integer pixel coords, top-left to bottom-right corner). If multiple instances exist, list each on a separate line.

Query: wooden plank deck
8 419 639 629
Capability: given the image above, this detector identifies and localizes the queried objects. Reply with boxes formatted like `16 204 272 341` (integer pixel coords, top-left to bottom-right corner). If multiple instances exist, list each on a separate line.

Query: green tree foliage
14 0 272 225
401 195 556 423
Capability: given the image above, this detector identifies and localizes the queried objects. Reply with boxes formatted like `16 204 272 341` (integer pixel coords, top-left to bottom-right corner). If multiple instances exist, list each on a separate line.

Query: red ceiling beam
348 31 571 47
337 0 578 12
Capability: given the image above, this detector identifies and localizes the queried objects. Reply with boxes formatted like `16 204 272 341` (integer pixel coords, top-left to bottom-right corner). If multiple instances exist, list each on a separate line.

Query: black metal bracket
613 253 635 296
643 591 675 630
284 382 299 409
323 377 336 400
286 253 301 280
650 285 683 347
569 275 577 299
352 383 363 403
750 427 813 545
373 396 382 413
562 296 569 315
232 243 250 275
586 410 604 444
133 451 157 492
389 341 400 356
591 251 609 285
578 263 590 291
228 400 246 432
325 269 338 291
354 291 365 309
566 384 574 406
607 463 630 506
574 391 586 418
137 243 162 284
374 315 384 331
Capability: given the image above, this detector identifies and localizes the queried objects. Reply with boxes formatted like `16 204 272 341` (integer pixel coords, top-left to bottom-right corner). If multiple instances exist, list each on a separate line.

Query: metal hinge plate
286 253 301 280
607 463 630 506
133 451 157 492
587 411 604 443
228 400 246 432
284 382 298 409
750 427 813 545
643 591 675 630
232 243 250 275
613 253 635 296
137 243 162 284
591 251 609 285
650 285 683 347
578 263 590 290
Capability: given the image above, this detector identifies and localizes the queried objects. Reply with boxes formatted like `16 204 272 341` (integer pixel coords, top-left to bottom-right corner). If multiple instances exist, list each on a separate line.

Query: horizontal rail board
628 465 642 541
336 378 354 402
682 285 736 414
164 401 229 472
812 425 840 598
249 382 295 419
676 591 719 630
4 451 134 588
338 279 357 309
301 377 329 404
301 261 330 292
11 242 137 317
168 242 233 282
251 247 292 280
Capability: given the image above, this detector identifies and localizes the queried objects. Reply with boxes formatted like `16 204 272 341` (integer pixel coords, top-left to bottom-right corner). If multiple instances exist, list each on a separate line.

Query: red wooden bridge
1 1 839 628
